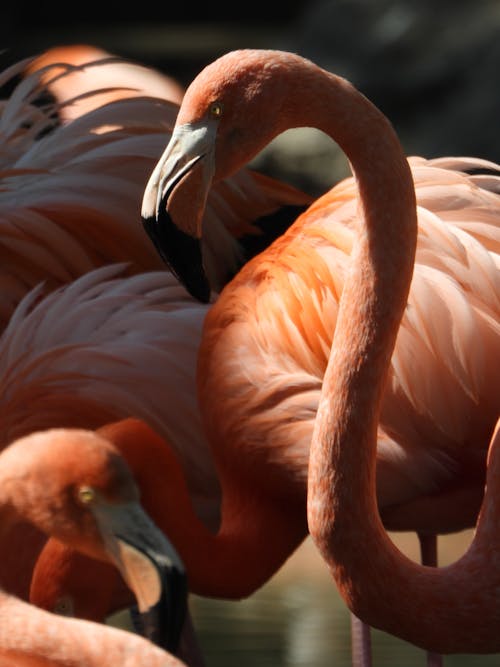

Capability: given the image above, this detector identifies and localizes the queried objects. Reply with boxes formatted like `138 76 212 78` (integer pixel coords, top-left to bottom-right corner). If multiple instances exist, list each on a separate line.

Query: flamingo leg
350 612 373 667
418 533 443 667
350 534 443 667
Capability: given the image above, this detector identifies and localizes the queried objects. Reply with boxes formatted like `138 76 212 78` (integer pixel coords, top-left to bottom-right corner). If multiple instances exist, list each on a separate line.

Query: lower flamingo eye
77 486 95 505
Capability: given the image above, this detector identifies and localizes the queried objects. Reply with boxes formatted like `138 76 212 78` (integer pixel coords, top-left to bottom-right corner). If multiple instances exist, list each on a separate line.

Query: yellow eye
209 102 223 118
77 485 95 505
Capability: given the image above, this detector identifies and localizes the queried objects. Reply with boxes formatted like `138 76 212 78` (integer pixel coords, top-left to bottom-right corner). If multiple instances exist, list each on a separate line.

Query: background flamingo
0 45 308 641
0 46 311 330
0 48 306 663
0 265 215 600
26 43 185 115
0 427 188 666
0 265 215 662
139 48 499 663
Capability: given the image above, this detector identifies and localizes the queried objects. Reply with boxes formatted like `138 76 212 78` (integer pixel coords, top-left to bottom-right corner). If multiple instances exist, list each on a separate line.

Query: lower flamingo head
4 428 187 652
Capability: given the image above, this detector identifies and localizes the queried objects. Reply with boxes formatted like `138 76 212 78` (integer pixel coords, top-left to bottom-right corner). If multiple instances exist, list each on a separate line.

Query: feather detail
0 50 313 331
200 155 500 515
0 265 219 526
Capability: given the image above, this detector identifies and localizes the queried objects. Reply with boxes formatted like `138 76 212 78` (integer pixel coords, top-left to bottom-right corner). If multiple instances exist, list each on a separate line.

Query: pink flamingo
139 48 499 663
26 43 185 116
0 47 307 658
0 265 214 604
0 265 216 659
0 427 188 666
0 49 304 657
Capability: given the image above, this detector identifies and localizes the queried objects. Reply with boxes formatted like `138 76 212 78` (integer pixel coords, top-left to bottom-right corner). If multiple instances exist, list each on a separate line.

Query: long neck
173 472 307 598
307 74 500 653
104 420 307 600
31 421 306 617
304 65 417 556
140 451 306 599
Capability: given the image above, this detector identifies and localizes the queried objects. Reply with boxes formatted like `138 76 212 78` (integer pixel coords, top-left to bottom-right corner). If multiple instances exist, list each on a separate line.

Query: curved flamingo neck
101 420 306 600
306 64 500 653
179 476 306 598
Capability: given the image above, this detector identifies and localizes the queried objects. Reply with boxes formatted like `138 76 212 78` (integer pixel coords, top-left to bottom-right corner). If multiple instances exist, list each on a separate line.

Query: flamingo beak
141 121 217 303
93 500 187 653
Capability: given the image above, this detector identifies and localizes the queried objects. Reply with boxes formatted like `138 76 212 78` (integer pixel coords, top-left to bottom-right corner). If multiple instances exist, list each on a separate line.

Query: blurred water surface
187 533 500 667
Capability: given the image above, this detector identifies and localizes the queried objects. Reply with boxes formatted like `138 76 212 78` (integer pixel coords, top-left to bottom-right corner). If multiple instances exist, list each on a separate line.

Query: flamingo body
139 48 500 656
141 48 499 538
0 49 307 649
198 154 499 534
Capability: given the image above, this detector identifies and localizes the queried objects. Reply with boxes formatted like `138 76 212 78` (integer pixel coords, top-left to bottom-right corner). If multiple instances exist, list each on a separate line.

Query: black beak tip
132 566 188 653
142 212 211 304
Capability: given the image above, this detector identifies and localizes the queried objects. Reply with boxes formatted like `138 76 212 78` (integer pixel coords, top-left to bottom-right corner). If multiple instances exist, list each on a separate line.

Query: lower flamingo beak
116 533 187 652
94 500 187 653
142 207 210 303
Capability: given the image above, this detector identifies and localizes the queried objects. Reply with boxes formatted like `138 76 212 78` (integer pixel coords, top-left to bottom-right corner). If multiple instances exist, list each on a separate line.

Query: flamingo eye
77 485 95 505
209 101 223 118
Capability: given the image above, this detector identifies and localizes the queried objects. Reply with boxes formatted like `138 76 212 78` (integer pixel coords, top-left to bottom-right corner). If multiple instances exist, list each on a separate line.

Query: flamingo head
4 428 187 652
141 49 299 302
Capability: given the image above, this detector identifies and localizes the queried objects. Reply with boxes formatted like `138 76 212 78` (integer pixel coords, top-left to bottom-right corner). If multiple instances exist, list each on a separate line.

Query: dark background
2 0 499 194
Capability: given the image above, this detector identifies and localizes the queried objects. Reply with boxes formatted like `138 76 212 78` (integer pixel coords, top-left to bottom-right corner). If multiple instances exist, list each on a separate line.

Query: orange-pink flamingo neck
94 419 306 598
302 52 500 651
31 418 306 608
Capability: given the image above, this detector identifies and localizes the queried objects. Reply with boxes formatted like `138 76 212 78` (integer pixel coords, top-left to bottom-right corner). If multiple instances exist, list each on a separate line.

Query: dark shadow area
2 1 499 192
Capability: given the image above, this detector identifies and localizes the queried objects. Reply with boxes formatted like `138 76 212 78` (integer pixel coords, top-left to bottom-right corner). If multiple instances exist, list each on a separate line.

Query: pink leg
350 612 372 667
418 533 443 667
